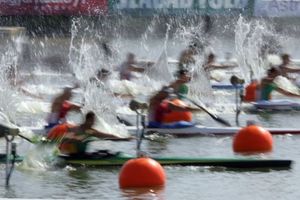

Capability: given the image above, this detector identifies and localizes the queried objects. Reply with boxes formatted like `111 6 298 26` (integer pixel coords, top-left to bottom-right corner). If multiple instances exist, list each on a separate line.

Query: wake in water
18 144 58 171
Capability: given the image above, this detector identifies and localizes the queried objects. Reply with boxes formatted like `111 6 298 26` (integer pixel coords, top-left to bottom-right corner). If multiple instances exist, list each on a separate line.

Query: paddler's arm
137 61 155 68
65 101 82 112
276 87 300 98
62 132 86 142
204 63 235 71
282 66 300 73
128 65 145 73
89 129 133 141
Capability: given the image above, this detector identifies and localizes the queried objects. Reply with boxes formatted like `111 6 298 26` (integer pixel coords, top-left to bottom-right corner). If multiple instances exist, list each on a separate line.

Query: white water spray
235 16 281 82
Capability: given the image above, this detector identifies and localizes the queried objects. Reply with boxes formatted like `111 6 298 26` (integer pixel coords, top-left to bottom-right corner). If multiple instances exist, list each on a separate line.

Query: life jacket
58 101 73 120
58 127 89 155
244 82 258 102
161 99 192 123
47 123 75 143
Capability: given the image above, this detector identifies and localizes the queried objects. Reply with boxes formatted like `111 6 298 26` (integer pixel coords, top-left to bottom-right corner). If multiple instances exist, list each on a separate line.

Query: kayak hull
58 153 292 169
0 153 292 169
0 154 24 163
245 100 300 112
126 126 300 137
26 125 300 138
212 84 243 90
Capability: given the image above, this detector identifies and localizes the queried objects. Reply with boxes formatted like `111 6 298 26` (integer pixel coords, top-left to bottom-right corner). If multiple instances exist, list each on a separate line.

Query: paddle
0 112 36 144
17 133 35 143
178 94 232 127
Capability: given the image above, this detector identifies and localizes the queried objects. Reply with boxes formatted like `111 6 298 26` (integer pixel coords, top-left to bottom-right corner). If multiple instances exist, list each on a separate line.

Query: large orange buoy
162 99 192 123
233 125 273 153
119 157 166 188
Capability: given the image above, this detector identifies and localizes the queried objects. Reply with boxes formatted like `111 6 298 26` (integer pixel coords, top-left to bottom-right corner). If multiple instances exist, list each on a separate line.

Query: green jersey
260 82 277 100
178 84 188 95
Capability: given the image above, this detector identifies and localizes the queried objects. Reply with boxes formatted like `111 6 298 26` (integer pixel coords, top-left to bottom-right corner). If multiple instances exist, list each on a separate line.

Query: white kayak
126 125 300 137
250 100 300 111
211 83 243 90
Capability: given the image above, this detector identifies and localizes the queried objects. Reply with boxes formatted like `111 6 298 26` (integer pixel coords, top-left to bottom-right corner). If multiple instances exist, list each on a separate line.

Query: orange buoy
119 157 166 188
162 99 192 123
233 125 273 153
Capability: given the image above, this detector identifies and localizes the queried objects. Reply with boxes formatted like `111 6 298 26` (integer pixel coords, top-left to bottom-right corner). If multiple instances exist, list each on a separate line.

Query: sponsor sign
254 0 300 17
110 0 252 15
0 0 107 15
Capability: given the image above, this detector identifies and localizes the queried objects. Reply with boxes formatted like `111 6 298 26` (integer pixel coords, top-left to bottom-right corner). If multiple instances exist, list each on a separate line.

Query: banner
109 0 252 16
254 0 300 17
0 0 107 15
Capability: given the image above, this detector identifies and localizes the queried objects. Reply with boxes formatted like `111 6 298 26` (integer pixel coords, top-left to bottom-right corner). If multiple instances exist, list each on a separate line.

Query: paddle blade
210 115 231 127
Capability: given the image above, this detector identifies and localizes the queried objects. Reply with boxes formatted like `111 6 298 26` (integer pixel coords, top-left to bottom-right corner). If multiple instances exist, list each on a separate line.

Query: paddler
148 87 201 128
45 85 81 131
278 54 300 80
178 44 198 70
168 69 191 97
89 68 111 86
119 53 154 81
58 111 127 156
203 53 236 72
260 67 300 100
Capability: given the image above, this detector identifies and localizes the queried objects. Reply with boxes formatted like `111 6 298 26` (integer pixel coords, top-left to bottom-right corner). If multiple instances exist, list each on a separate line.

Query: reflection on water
121 186 165 200
3 187 17 198
66 168 93 191
145 134 171 154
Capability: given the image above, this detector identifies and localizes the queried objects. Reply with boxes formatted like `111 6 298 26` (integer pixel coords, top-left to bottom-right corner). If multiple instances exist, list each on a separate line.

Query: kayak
25 125 300 138
0 152 292 169
251 100 300 111
212 84 243 90
57 152 292 169
126 125 300 137
0 154 23 163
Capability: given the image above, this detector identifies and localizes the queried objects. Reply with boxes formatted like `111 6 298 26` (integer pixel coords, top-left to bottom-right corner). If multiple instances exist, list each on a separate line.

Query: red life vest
160 99 192 123
59 101 73 119
47 123 75 142
244 82 258 102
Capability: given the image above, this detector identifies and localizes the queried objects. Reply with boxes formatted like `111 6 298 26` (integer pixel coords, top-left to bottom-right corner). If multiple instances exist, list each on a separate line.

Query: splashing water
188 58 214 105
81 82 129 137
68 17 130 137
140 16 160 54
18 144 58 171
173 16 207 53
0 29 25 121
171 17 214 104
141 21 174 88
69 17 113 84
235 16 282 82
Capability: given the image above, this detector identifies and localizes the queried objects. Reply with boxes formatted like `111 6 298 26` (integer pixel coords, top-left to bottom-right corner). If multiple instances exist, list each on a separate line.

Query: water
0 16 300 199
0 123 300 199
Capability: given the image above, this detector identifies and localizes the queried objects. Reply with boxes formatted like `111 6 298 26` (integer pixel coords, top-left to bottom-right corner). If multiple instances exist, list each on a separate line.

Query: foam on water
18 144 57 171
